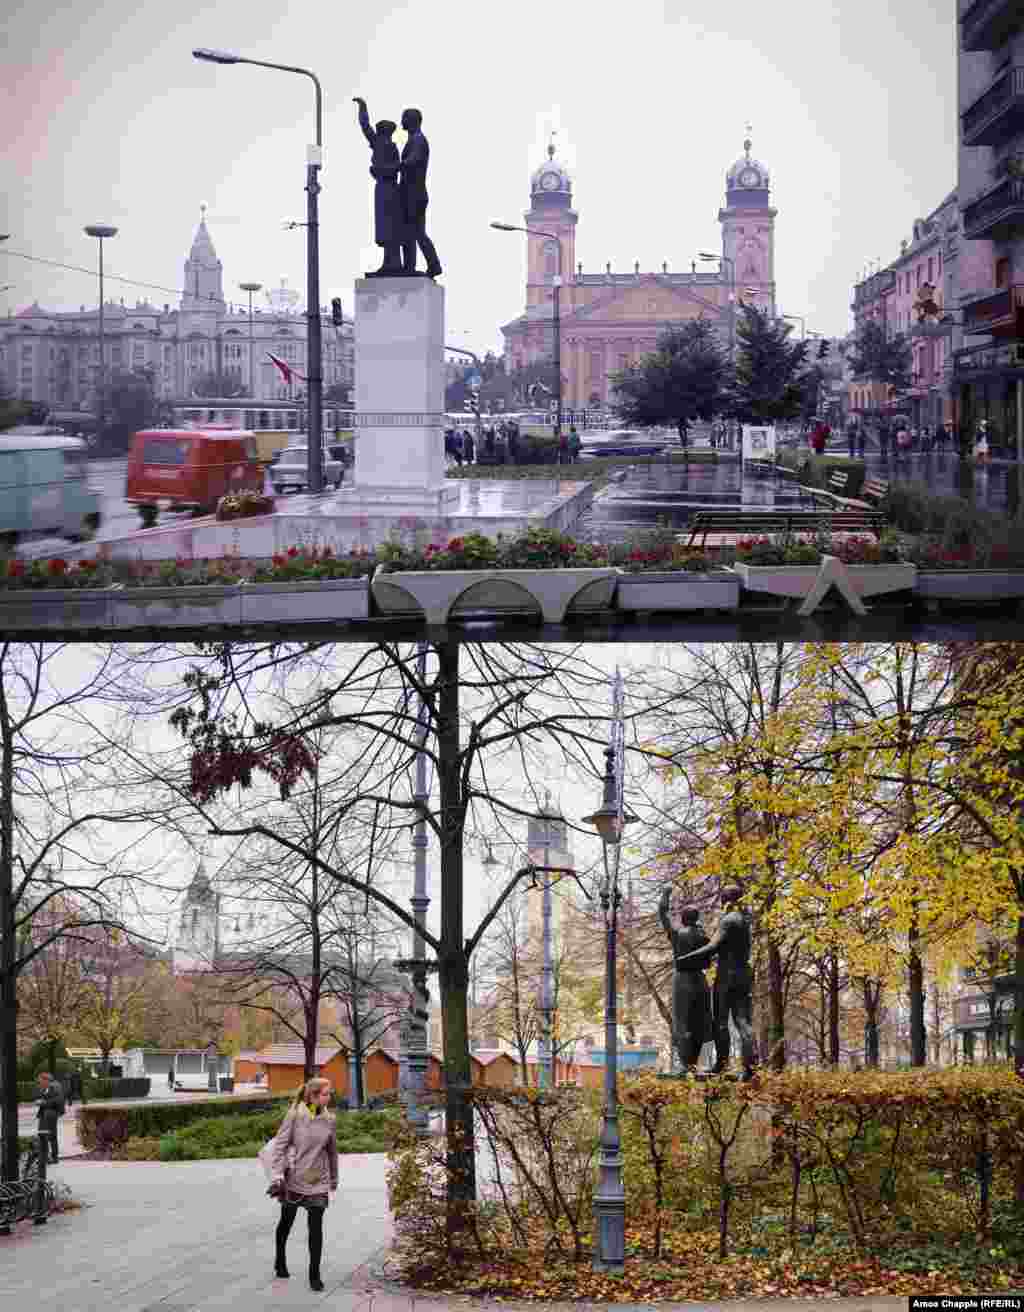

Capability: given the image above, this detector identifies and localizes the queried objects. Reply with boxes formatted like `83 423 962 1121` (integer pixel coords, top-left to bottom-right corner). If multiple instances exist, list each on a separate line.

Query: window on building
927 257 933 282
996 257 1012 289
916 266 922 289
21 345 32 360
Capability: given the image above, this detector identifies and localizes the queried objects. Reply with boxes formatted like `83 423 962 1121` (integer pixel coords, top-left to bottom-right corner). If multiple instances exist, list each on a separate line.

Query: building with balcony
847 189 961 431
0 209 354 417
955 0 1024 446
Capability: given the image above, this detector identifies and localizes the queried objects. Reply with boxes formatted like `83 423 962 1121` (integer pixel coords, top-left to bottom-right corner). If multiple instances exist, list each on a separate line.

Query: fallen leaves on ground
394 1220 1024 1304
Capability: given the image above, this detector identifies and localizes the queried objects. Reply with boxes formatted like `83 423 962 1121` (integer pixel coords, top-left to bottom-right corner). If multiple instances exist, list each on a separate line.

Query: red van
125 428 264 527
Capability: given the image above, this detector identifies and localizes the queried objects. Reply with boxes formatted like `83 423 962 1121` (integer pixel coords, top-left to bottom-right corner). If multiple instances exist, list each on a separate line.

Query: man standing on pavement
36 1071 64 1164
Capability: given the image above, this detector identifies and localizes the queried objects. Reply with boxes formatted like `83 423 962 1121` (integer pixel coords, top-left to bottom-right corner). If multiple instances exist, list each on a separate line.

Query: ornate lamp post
492 222 562 439
582 669 636 1274
84 225 118 432
239 281 262 397
193 48 324 493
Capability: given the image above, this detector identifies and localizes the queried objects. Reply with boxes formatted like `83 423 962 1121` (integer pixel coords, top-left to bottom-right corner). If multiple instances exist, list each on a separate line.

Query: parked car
125 428 264 527
271 445 345 492
0 428 102 550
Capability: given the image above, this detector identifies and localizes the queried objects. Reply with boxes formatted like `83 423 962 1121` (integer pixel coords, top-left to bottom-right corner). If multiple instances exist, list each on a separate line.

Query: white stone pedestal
334 275 455 512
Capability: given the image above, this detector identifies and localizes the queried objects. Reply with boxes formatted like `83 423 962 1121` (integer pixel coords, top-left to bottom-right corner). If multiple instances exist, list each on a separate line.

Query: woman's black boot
309 1269 324 1292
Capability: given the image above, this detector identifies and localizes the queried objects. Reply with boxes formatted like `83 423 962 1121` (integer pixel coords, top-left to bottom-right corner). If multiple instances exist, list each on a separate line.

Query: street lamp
238 282 262 398
492 222 563 439
582 670 637 1274
84 224 118 433
193 47 324 493
783 314 806 340
698 252 735 365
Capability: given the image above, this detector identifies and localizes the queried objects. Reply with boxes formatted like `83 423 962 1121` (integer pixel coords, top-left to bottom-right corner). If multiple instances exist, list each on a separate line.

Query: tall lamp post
239 281 262 398
492 222 562 438
84 225 118 432
698 251 735 365
583 668 636 1274
193 48 324 493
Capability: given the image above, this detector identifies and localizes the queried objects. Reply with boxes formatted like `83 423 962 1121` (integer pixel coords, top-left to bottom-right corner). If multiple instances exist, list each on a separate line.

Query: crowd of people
443 419 583 467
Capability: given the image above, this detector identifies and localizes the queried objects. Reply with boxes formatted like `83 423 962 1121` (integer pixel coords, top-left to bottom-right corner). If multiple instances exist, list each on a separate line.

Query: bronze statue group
354 98 441 278
659 884 757 1080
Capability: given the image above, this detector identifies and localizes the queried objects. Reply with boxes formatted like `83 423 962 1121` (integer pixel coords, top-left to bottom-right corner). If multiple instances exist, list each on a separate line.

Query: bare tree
129 639 662 1232
1 643 187 1183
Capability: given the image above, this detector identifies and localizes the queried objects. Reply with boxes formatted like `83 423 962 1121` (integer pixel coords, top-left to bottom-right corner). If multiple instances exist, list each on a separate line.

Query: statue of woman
659 888 712 1070
353 97 404 276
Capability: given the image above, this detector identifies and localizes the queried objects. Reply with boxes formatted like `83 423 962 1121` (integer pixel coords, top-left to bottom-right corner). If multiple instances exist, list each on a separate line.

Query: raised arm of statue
354 97 375 149
658 887 672 939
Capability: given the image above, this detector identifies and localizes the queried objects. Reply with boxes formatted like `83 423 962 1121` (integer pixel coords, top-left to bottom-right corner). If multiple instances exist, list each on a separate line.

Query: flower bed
215 491 275 521
728 533 915 615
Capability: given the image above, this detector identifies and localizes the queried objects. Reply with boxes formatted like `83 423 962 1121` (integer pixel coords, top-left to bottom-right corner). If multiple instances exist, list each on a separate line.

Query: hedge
777 446 867 499
76 1092 291 1150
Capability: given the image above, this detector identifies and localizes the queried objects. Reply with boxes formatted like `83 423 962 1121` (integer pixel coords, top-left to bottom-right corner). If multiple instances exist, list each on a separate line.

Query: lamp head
697 251 718 261
193 47 241 64
84 225 118 239
238 281 262 292
491 222 519 232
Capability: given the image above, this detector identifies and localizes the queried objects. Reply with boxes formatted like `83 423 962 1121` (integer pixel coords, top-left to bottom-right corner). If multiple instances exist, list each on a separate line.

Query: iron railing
961 63 1024 145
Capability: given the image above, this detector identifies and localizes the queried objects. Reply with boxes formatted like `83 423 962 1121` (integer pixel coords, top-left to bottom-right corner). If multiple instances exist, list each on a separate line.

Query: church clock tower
524 138 577 313
718 129 776 317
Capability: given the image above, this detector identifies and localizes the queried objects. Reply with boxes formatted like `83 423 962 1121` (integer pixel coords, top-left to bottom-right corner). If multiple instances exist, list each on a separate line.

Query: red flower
6 559 25 578
447 537 465 552
286 546 299 558
272 553 285 566
76 558 96 571
47 558 68 576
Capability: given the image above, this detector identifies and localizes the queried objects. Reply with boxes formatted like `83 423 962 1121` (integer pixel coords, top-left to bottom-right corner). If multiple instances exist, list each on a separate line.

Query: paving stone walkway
0 1150 913 1312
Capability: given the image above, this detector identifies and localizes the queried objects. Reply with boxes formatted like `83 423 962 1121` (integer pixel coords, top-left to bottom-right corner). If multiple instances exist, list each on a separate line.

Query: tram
168 400 357 463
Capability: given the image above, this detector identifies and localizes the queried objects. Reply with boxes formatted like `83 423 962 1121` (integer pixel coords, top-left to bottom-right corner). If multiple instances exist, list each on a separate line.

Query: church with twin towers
500 128 777 408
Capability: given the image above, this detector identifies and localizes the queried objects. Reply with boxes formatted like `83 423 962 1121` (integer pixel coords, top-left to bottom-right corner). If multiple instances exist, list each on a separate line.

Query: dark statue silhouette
354 98 403 276
659 888 712 1070
354 99 441 279
674 884 757 1080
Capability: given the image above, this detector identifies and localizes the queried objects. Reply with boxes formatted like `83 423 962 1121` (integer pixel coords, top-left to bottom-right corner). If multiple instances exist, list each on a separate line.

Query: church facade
500 135 777 409
0 210 353 413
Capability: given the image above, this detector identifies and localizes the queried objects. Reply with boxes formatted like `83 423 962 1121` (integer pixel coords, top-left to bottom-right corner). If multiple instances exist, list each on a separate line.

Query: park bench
685 508 886 548
861 477 889 504
828 469 853 495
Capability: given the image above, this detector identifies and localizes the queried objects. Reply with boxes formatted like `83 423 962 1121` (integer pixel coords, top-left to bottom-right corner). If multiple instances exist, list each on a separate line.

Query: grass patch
113 1106 401 1161
446 450 725 487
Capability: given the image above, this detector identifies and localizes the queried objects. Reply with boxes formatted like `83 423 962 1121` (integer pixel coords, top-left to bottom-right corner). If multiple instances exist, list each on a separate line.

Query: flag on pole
266 352 306 384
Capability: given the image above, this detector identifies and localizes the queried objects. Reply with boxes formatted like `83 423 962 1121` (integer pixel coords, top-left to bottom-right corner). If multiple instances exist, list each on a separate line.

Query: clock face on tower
739 167 760 188
540 171 560 191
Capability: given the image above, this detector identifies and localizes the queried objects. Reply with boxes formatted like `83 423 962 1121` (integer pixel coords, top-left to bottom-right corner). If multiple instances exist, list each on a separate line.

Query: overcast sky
3 0 955 353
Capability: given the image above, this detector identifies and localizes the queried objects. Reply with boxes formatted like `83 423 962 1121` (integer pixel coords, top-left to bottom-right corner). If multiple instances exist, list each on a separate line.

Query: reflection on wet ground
584 447 1020 542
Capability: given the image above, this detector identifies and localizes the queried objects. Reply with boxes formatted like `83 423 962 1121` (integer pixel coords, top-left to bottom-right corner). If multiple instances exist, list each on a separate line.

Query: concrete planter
915 569 1024 604
108 583 243 629
239 577 370 624
0 586 115 631
616 570 740 613
731 558 916 616
371 565 620 624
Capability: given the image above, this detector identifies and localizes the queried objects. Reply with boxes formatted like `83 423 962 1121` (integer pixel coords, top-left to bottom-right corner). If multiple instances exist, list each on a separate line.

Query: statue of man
398 108 442 278
674 884 756 1080
353 97 404 276
659 888 712 1071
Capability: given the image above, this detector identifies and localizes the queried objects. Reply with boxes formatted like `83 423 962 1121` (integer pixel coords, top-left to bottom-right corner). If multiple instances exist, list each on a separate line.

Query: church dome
726 133 770 192
531 142 572 200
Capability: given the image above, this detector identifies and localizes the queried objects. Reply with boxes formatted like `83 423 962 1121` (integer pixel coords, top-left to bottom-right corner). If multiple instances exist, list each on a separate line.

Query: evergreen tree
608 319 731 442
846 318 912 396
730 304 808 424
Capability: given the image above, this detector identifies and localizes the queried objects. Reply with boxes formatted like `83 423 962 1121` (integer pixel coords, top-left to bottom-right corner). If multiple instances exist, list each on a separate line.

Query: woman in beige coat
269 1077 339 1291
